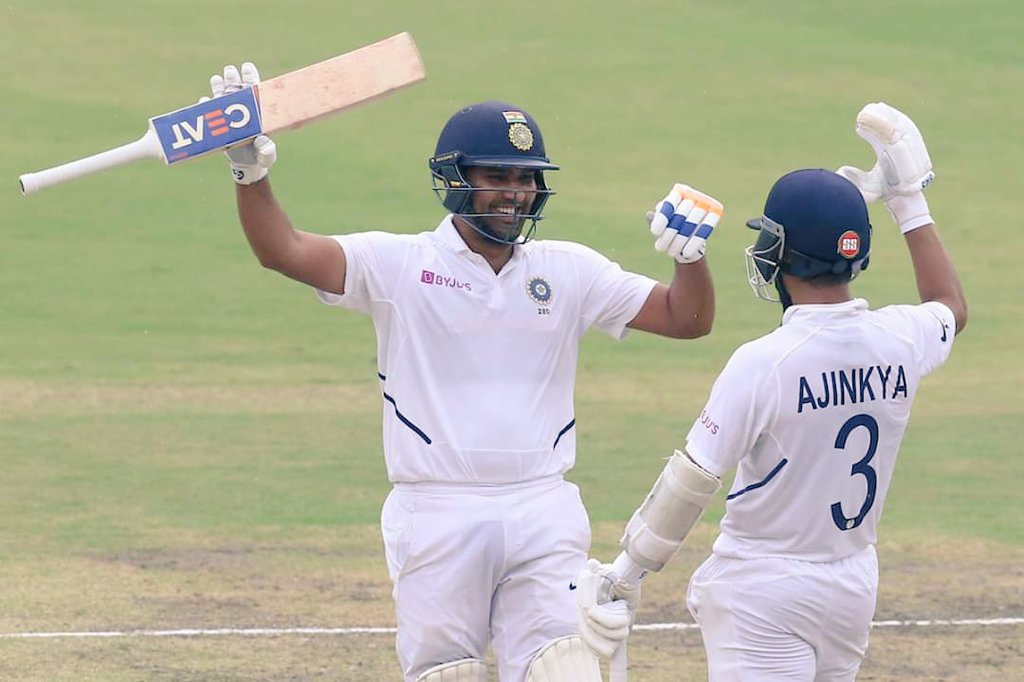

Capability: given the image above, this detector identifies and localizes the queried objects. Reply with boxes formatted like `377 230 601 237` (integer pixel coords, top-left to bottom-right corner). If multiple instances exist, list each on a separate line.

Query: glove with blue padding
647 184 723 263
204 63 277 185
836 102 934 234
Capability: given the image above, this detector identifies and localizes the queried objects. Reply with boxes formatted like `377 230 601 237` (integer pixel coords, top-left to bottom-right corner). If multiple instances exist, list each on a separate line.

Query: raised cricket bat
19 32 425 196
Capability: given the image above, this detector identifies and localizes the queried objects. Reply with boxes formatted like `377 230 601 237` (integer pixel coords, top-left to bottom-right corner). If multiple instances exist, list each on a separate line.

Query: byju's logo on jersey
420 269 472 292
526 276 552 305
837 230 862 259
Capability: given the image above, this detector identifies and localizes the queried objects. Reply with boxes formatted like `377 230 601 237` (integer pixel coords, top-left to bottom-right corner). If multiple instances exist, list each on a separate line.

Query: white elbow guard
620 450 721 572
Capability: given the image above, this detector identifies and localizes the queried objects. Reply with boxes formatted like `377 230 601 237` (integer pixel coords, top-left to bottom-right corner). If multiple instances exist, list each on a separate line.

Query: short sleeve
315 232 408 313
573 245 657 340
684 341 778 478
875 301 956 377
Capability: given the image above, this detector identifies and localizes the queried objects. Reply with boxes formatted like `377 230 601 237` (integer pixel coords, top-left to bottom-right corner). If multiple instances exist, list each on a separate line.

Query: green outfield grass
2 1 1021 679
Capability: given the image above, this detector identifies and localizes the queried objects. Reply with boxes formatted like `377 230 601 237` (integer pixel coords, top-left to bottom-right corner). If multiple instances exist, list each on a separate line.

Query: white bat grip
19 128 162 196
610 640 627 681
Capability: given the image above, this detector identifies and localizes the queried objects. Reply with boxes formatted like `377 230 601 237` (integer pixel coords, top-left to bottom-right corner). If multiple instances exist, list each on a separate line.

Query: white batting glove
208 63 277 185
836 102 934 233
647 184 723 263
576 558 641 658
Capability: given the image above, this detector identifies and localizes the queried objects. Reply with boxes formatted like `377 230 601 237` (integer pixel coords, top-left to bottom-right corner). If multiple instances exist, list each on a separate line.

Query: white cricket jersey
317 216 657 484
685 298 956 562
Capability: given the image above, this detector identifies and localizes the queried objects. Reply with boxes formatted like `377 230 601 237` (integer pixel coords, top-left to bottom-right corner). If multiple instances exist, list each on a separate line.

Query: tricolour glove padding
648 184 723 263
209 63 277 185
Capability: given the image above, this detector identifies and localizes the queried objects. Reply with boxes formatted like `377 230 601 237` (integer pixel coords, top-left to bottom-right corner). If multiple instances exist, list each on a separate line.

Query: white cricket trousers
687 545 879 681
380 475 591 682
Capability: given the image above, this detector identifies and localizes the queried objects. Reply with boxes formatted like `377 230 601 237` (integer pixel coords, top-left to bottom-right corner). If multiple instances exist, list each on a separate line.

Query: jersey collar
434 214 526 267
435 215 473 253
781 298 869 325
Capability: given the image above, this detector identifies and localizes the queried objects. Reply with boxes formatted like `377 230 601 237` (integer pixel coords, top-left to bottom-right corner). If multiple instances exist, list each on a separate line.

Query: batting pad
525 635 602 681
415 658 486 682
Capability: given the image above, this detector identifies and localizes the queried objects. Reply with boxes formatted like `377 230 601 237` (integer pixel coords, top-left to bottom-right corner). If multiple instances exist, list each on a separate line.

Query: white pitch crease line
0 627 397 639
869 618 1024 628
634 618 1024 631
0 618 1020 640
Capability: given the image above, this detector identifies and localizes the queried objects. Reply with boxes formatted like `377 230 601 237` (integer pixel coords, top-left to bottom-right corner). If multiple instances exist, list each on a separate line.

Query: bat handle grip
19 129 162 196
610 640 628 681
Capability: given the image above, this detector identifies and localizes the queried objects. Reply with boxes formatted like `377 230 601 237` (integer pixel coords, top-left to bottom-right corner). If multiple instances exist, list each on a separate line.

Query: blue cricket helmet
745 169 872 305
428 101 559 243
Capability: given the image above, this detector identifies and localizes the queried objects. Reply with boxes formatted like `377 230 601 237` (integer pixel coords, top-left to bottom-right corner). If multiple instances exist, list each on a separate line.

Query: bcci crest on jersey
526 276 552 305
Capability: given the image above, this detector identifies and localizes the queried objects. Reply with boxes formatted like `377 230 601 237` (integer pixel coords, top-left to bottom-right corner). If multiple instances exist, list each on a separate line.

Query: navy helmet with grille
428 101 558 242
745 169 872 306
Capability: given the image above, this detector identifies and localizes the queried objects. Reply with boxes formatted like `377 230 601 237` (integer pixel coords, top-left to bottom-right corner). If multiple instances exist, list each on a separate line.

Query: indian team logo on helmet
508 122 535 152
526 276 552 305
837 230 862 259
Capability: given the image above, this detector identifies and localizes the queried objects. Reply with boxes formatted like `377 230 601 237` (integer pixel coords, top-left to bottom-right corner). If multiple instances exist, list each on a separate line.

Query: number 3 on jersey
831 414 879 531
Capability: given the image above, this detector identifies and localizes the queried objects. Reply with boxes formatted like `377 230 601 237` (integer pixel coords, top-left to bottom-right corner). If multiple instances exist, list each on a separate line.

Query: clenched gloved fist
576 558 641 658
836 102 934 233
204 63 277 185
647 184 723 263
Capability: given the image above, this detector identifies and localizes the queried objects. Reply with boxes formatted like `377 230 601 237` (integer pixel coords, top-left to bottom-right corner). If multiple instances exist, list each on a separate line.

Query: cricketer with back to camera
207 59 724 681
576 102 968 681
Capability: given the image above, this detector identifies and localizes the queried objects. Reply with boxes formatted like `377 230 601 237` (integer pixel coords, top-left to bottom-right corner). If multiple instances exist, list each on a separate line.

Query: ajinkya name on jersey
797 364 908 413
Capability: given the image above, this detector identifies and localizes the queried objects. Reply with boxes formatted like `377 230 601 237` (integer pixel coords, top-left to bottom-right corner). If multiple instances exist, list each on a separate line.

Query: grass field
2 1 1022 680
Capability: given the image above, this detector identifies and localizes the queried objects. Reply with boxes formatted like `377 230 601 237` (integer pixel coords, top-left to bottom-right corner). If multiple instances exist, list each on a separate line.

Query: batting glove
836 102 934 233
575 558 641 658
207 63 277 185
647 184 723 263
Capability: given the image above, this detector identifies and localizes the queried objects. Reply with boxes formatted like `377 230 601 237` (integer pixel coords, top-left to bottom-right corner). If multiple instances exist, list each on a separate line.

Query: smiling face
460 165 540 243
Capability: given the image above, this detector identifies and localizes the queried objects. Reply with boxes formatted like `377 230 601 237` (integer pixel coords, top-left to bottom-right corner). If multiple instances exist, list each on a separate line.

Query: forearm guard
620 450 721 572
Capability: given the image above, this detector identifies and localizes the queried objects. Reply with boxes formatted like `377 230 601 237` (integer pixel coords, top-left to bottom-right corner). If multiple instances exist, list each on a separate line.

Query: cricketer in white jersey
683 297 956 679
688 298 955 562
577 102 967 682
318 218 655 484
217 83 722 682
318 217 657 680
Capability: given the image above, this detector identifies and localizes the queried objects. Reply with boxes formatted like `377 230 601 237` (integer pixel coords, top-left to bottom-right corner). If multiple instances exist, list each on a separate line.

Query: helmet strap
456 212 538 246
774 275 794 311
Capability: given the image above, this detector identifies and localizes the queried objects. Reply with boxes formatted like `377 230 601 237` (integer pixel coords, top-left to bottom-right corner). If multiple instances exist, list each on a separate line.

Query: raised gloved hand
206 63 277 185
575 558 641 658
836 102 934 233
647 184 723 263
